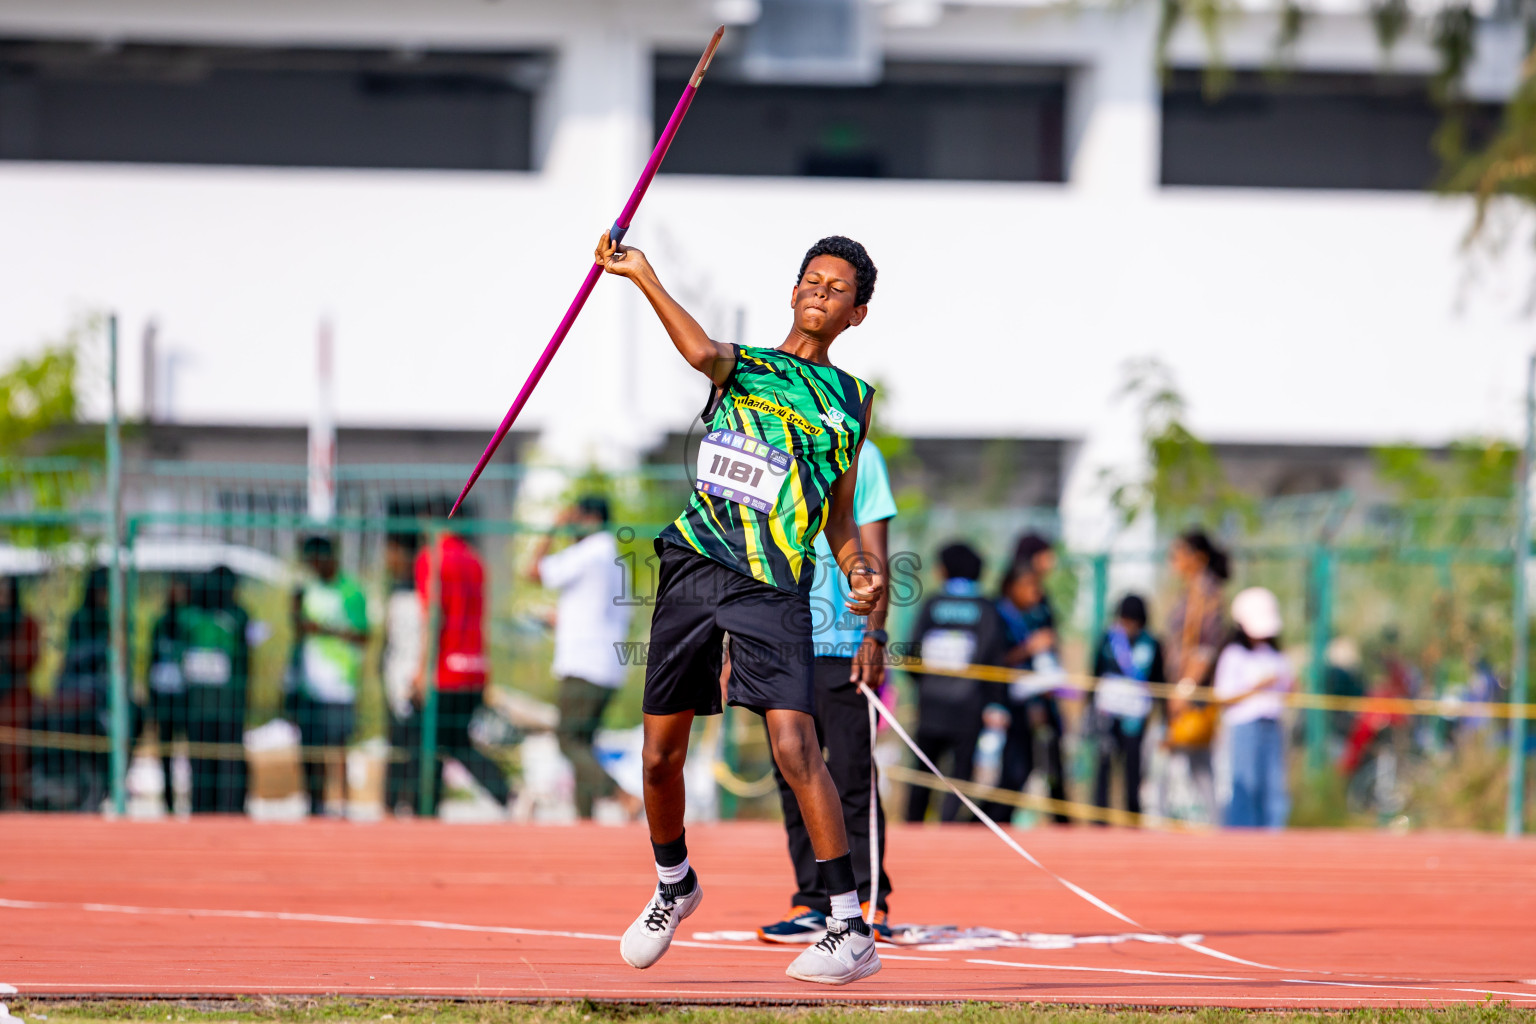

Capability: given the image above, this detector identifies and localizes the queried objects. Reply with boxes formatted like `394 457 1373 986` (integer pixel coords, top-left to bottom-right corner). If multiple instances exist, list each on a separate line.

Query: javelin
450 26 726 517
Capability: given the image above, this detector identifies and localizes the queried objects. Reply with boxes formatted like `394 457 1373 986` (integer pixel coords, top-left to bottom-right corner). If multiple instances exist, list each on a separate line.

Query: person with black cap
902 542 1010 823
528 494 637 820
1087 594 1165 820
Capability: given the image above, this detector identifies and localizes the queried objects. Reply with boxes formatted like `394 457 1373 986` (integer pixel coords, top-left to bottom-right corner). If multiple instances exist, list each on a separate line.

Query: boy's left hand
845 567 884 617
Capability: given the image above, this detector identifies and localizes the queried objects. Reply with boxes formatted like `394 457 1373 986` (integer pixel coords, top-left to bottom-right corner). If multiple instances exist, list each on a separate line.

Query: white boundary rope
856 684 1288 973
866 690 879 926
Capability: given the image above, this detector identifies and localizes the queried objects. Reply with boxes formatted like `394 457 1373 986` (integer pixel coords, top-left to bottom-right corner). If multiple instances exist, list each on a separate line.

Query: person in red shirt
408 518 512 815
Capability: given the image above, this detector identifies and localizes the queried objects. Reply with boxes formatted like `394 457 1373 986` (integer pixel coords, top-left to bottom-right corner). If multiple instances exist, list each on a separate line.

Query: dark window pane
656 59 1065 182
1161 70 1497 191
0 41 543 171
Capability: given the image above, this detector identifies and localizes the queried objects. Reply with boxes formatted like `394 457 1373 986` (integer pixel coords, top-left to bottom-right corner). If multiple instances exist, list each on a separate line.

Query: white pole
307 318 336 523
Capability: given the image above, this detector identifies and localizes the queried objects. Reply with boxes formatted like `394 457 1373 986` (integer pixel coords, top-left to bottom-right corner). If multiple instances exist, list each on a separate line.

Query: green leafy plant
1105 356 1254 531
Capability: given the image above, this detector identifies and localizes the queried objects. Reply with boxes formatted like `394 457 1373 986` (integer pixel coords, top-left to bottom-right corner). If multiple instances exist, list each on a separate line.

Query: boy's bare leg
764 708 850 859
621 709 704 971
641 710 695 842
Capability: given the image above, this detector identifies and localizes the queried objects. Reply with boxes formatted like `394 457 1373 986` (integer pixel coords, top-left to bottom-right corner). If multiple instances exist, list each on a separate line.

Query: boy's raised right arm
595 232 735 385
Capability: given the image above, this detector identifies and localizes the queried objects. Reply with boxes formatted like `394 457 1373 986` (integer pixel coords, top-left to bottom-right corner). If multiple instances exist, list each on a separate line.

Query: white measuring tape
856 683 1288 973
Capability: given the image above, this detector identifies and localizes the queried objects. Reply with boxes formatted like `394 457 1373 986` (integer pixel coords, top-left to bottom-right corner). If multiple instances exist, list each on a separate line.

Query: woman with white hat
1214 587 1294 828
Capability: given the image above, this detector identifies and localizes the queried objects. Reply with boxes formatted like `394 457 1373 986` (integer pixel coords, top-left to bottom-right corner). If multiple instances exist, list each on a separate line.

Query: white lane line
0 897 947 962
0 898 621 944
967 958 1252 982
1283 978 1536 999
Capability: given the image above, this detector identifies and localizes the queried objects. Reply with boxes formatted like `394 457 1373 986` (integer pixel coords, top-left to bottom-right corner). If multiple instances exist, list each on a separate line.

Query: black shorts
642 540 815 717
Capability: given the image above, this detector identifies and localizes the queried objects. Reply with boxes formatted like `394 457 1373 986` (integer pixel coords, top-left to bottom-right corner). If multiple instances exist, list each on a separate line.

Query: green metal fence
0 452 1530 830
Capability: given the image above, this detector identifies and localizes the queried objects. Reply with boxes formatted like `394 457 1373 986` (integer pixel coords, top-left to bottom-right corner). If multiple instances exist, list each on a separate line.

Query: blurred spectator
529 495 634 820
295 535 368 817
0 576 40 810
1012 533 1057 580
1323 637 1366 740
987 562 1069 825
410 516 512 815
382 531 423 814
1160 528 1228 822
145 573 193 813
36 568 120 810
1340 627 1415 777
1088 594 1164 821
904 542 1008 823
1215 587 1293 829
182 566 249 813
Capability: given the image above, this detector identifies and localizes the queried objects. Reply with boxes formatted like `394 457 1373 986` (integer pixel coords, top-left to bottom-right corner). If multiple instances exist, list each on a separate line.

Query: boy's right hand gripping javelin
595 232 650 280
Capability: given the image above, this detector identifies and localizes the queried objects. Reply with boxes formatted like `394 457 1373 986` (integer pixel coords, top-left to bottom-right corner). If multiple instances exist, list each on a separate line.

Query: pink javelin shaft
451 26 726 517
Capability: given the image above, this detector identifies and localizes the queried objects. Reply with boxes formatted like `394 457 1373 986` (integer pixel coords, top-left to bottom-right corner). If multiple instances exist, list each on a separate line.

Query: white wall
0 0 1531 472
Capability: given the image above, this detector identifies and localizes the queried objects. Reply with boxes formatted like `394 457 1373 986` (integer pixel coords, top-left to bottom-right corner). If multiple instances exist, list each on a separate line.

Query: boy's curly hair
797 235 877 307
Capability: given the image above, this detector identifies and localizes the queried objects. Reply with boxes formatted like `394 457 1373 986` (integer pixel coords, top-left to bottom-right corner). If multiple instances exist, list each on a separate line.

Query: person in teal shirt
756 442 897 944
295 535 368 817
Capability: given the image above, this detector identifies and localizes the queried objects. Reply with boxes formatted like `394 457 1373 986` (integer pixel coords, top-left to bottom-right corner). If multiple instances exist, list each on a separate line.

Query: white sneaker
619 878 703 969
785 917 882 985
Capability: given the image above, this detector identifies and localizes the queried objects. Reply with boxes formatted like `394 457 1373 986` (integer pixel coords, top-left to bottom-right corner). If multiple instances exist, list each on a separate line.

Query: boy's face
790 255 867 339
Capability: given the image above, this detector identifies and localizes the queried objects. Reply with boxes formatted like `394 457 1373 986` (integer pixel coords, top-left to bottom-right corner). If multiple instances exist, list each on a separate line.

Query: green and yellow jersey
661 344 873 596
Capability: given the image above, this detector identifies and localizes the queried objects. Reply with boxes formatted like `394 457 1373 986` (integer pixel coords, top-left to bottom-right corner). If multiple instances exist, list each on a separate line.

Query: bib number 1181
708 453 765 489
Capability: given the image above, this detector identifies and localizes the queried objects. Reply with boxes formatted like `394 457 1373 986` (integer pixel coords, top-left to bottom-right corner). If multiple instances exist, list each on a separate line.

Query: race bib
183 648 232 687
149 661 185 695
1097 675 1153 720
1010 651 1067 701
696 429 793 514
921 629 976 672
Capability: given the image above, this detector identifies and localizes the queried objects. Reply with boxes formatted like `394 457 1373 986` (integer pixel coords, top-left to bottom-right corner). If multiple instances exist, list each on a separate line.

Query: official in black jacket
903 543 1009 823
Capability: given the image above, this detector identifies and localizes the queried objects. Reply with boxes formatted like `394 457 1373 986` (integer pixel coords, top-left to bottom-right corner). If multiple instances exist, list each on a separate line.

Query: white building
1 0 1532 542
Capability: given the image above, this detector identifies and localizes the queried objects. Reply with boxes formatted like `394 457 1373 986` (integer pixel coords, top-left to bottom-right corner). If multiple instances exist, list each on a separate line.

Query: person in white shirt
1214 587 1294 828
382 531 423 814
528 496 638 819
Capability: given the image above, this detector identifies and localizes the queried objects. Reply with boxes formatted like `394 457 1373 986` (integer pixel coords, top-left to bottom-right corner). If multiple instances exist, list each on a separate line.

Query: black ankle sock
660 868 696 901
842 915 871 936
651 829 688 869
817 852 857 896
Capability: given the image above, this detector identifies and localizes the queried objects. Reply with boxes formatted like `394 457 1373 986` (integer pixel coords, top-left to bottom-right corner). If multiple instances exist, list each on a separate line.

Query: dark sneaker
860 901 893 941
756 905 828 944
785 917 882 985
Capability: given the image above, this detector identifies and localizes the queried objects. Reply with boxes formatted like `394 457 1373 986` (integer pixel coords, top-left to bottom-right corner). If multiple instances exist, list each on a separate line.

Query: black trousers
765 657 892 914
295 694 354 816
400 689 511 814
1092 714 1144 819
984 694 1069 825
183 688 246 814
904 728 980 824
147 690 188 810
385 706 417 813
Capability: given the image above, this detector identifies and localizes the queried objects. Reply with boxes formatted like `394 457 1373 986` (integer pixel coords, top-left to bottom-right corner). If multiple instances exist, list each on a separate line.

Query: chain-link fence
0 450 1531 832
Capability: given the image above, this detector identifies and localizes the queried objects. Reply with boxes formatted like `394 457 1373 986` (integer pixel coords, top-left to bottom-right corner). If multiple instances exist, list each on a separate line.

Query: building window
1161 70 1497 191
655 58 1065 182
0 40 545 171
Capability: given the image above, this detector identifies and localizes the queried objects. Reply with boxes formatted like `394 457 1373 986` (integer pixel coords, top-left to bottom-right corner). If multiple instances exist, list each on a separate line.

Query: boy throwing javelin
595 231 885 986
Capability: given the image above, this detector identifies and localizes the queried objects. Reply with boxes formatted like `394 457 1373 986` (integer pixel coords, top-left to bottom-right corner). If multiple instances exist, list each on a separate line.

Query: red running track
1 817 1533 1007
